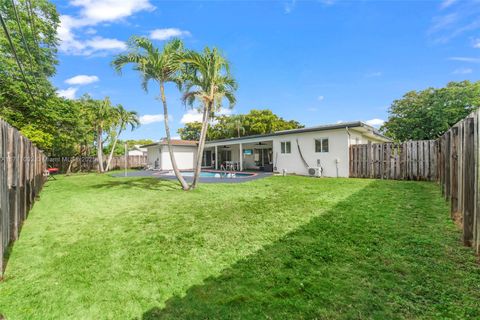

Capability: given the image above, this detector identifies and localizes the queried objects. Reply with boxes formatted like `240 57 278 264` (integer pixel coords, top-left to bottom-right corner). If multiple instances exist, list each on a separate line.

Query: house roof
205 121 390 144
141 139 198 148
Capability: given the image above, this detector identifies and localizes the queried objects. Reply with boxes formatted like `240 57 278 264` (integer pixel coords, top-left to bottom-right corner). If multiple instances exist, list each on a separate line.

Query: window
281 141 291 154
315 138 329 153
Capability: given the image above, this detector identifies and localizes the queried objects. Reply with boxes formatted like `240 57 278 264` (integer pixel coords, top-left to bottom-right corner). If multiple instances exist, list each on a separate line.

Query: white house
142 139 198 170
143 121 390 177
202 121 390 177
128 145 147 156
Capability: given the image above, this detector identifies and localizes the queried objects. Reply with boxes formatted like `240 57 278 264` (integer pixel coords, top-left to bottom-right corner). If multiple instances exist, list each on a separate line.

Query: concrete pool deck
111 170 273 183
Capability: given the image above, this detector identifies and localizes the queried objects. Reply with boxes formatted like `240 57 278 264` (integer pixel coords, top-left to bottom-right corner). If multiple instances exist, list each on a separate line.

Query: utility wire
24 0 38 47
10 0 42 98
0 12 37 105
11 0 36 67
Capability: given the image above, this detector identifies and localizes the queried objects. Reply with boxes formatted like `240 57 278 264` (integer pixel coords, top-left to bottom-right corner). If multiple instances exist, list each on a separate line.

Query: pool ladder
220 163 236 178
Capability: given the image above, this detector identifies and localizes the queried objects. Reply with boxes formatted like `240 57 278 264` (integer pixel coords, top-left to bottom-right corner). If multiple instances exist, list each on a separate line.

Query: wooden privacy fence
47 155 147 173
438 110 480 253
0 119 46 273
350 140 438 181
350 110 480 254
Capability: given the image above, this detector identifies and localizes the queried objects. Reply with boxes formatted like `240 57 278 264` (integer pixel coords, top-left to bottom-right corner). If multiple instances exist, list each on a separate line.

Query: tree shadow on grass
140 180 480 320
92 178 180 191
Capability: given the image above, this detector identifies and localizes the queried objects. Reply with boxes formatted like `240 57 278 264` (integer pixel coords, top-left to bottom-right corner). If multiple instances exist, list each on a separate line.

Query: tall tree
178 121 203 141
81 96 115 173
181 47 237 189
177 109 304 141
229 114 245 138
0 0 67 153
381 81 480 141
112 37 190 190
105 105 140 171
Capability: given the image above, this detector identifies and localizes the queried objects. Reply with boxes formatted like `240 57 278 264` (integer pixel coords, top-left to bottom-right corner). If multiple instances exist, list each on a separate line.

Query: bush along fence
47 155 147 173
350 110 480 254
0 119 46 274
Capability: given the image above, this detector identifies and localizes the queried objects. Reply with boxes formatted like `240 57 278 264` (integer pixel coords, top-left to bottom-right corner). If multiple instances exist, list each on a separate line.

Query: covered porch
203 138 274 172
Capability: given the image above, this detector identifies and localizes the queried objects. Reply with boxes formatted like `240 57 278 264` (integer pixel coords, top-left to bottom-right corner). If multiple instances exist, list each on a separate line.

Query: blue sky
53 0 480 141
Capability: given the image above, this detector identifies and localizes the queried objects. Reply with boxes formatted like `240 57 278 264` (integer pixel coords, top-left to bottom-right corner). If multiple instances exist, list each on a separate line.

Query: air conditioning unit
308 167 322 177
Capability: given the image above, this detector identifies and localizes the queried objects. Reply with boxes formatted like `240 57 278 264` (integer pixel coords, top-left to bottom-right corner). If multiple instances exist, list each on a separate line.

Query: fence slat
349 140 438 181
0 120 46 274
463 117 475 246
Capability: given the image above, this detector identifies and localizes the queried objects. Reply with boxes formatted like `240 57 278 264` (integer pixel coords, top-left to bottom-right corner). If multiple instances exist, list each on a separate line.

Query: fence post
0 121 5 274
463 117 475 246
474 111 480 254
451 127 459 216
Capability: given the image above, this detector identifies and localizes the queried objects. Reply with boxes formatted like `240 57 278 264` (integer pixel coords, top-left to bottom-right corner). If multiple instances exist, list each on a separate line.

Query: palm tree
90 97 114 173
105 105 140 171
112 37 190 190
181 47 237 189
230 114 245 138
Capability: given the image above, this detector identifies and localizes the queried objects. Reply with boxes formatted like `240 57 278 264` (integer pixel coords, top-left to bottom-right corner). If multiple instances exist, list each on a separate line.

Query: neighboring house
142 139 198 170
128 145 147 156
202 121 390 177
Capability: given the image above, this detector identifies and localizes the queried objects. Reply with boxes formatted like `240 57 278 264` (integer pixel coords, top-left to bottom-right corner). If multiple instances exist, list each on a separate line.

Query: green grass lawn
0 174 479 319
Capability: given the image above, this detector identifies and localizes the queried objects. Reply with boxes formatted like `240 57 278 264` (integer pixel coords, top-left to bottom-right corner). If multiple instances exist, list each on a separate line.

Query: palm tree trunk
160 83 190 191
105 127 122 171
97 127 104 173
190 104 210 189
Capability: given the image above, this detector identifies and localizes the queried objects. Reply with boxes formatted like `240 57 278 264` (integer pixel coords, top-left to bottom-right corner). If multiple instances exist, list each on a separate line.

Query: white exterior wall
128 150 145 156
273 129 350 177
146 145 196 170
146 146 162 169
348 131 384 145
160 145 196 170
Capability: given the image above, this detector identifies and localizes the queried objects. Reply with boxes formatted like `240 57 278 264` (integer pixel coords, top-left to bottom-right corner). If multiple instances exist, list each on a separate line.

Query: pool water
165 170 255 178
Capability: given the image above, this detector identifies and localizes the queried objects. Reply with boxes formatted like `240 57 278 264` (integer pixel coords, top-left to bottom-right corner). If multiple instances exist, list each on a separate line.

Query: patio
203 137 274 172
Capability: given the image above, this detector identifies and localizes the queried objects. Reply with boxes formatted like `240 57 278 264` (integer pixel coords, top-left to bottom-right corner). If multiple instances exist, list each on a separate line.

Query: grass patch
0 174 479 319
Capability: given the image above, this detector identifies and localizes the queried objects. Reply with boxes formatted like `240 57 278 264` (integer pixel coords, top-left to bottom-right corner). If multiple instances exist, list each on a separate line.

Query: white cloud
181 108 234 124
317 95 324 101
449 56 480 63
150 28 191 41
365 71 382 78
65 75 99 85
85 28 97 35
284 0 296 14
440 0 457 9
58 0 154 56
307 107 318 112
69 0 154 24
453 67 473 74
57 87 78 100
428 1 480 44
181 109 203 124
473 38 480 48
365 118 385 127
217 108 234 116
139 114 165 125
428 13 459 35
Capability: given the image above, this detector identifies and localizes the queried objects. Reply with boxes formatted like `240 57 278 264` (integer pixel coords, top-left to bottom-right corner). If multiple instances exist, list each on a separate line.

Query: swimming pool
111 170 269 183
164 170 256 178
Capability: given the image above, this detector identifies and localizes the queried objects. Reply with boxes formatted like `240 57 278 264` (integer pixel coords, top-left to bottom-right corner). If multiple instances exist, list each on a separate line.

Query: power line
10 0 43 98
0 12 37 105
24 0 38 48
11 0 36 67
